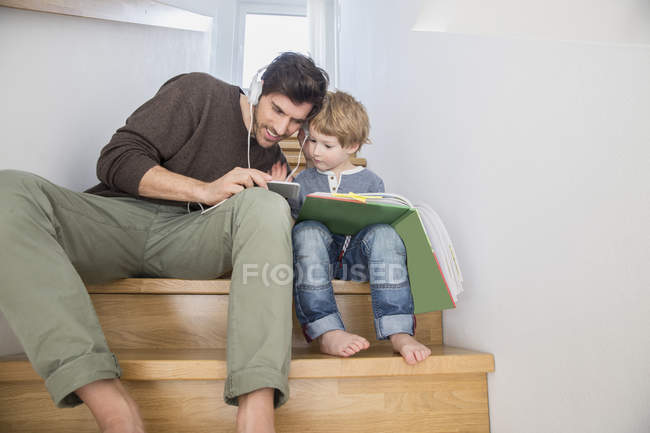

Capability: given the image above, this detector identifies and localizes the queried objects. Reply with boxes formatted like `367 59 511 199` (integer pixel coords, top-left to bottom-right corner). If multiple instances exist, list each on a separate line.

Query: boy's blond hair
309 91 370 150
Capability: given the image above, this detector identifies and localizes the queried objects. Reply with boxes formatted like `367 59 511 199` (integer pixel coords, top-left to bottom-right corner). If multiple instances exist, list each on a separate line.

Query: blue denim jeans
292 220 415 341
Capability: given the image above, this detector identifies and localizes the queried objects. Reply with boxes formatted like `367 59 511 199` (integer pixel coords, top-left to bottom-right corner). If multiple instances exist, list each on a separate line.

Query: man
0 52 328 433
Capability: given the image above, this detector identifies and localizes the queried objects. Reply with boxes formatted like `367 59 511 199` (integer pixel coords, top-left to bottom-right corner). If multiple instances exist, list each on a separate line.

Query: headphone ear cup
248 72 263 106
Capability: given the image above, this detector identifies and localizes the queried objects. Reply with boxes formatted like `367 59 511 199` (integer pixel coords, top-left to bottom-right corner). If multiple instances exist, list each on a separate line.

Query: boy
289 91 432 365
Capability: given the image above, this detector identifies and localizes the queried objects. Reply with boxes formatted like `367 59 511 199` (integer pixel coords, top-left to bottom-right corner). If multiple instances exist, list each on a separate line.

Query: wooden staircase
279 137 367 174
0 139 494 432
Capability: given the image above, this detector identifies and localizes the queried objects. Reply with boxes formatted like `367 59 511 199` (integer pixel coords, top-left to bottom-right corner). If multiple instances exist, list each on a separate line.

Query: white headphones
248 66 266 106
246 67 266 168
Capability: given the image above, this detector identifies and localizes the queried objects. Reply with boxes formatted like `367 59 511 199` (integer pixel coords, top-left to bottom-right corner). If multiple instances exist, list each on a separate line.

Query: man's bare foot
236 388 275 433
389 333 432 365
319 330 370 357
76 378 145 433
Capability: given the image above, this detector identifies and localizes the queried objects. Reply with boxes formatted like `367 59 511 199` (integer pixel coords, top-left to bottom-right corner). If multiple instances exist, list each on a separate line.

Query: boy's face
306 127 359 172
254 92 312 148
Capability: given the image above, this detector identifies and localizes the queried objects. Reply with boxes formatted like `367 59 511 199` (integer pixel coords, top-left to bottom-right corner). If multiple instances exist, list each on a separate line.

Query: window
234 3 308 88
242 14 309 87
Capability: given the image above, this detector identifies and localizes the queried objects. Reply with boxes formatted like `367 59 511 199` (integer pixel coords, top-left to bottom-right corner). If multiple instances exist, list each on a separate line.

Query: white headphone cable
287 132 308 181
247 102 253 169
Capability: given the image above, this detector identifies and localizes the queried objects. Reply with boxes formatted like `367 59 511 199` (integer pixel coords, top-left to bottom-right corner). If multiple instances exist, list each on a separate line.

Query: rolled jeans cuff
375 314 415 340
224 366 290 408
302 312 345 342
45 352 122 408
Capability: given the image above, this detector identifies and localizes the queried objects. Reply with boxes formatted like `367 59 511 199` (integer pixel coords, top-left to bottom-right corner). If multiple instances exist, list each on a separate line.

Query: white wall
413 0 650 45
212 0 238 82
339 1 650 432
0 5 214 190
0 4 215 355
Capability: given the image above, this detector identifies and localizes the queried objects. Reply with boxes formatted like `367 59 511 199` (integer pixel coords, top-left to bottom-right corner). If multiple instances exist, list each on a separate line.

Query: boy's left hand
269 161 293 182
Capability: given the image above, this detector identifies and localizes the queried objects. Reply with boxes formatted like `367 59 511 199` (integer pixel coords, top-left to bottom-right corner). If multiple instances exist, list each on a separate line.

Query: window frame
233 2 308 89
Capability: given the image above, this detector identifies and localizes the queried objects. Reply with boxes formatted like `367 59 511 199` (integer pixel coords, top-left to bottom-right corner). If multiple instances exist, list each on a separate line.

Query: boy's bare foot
236 388 276 433
76 378 146 433
319 329 370 357
389 333 432 365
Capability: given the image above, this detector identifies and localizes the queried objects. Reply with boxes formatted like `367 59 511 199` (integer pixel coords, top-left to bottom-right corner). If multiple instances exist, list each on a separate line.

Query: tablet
267 181 301 200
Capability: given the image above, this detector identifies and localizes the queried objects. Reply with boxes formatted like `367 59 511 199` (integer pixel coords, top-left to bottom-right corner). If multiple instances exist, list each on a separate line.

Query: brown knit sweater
85 73 285 207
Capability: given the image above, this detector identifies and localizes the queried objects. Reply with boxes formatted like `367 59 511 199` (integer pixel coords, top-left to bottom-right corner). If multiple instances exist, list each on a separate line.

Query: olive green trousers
0 170 293 408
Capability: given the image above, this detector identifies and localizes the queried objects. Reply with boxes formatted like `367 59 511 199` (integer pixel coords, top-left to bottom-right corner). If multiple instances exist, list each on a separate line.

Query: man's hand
198 167 272 205
138 166 272 206
269 161 293 182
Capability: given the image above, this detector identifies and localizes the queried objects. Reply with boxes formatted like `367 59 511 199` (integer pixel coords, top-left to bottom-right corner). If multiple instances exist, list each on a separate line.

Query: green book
297 193 456 313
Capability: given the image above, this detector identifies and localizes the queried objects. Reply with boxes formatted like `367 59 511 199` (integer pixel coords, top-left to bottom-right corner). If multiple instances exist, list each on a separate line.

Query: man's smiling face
253 92 313 148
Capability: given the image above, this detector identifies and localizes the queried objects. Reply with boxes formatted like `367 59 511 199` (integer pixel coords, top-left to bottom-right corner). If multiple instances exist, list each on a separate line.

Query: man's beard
251 106 284 146
254 125 277 146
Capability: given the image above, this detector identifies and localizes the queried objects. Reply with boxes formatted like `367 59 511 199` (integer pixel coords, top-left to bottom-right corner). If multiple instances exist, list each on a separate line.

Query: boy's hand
197 167 271 205
269 161 294 182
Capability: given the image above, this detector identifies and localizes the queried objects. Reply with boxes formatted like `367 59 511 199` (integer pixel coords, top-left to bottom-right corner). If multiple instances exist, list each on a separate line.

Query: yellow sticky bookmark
331 192 368 203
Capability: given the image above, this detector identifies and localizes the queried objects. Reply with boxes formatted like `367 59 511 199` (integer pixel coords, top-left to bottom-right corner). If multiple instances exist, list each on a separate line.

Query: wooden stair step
91 294 442 350
280 138 361 157
85 278 442 350
0 374 491 433
279 138 300 150
0 345 494 382
87 278 372 294
285 154 366 167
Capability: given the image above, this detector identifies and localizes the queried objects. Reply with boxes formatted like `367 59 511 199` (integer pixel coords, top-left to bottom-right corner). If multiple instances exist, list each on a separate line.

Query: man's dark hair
261 52 329 119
